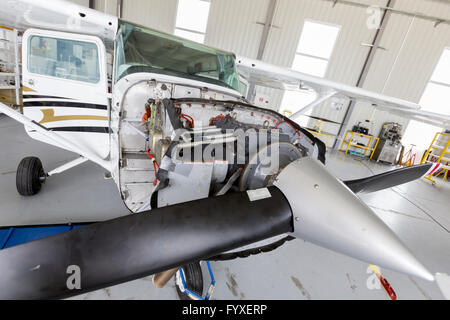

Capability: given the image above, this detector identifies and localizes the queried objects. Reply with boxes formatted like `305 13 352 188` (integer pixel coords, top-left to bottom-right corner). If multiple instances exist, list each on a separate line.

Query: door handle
28 79 34 86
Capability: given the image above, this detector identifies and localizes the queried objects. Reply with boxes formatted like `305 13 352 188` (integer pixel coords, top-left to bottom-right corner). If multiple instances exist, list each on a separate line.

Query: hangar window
402 48 450 150
293 20 340 77
280 20 341 125
175 0 211 43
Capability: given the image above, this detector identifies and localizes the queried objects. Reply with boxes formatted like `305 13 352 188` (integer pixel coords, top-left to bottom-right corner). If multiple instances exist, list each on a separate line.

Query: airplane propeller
274 158 434 282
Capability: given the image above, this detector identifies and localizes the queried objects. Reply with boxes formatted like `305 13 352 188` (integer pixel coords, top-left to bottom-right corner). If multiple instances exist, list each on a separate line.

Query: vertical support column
13 29 20 107
117 0 123 19
333 0 396 149
246 0 278 102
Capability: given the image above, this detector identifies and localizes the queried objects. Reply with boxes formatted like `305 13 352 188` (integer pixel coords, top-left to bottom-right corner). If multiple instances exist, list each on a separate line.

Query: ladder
0 26 20 108
421 132 450 183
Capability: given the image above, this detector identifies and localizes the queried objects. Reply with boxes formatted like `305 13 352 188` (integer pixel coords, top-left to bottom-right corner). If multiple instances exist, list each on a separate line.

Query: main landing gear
15 156 88 196
16 157 46 196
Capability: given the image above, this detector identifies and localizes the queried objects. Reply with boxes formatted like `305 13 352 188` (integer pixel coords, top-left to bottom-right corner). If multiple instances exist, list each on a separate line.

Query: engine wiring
179 113 194 128
146 148 160 186
275 120 302 139
141 99 160 186
142 99 153 123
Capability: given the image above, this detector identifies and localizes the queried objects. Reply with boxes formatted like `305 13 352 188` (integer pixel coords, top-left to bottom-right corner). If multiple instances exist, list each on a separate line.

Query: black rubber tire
175 262 204 300
16 157 45 196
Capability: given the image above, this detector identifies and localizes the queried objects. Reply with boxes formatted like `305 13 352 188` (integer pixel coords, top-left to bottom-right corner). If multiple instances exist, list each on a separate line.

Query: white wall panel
206 0 270 58
94 0 118 16
258 0 387 125
344 0 450 144
121 0 177 33
68 0 89 7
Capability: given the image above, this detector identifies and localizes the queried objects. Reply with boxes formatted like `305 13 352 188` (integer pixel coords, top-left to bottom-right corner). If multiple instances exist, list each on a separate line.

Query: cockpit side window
28 35 100 84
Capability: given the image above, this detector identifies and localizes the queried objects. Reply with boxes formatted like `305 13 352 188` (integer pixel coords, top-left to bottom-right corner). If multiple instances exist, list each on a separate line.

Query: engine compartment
113 78 325 213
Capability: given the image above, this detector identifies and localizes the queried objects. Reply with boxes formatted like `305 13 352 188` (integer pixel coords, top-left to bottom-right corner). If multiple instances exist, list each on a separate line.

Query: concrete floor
1 116 449 300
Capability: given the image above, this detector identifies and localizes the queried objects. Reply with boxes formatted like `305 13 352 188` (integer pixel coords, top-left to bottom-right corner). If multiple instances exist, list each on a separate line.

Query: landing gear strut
15 156 89 196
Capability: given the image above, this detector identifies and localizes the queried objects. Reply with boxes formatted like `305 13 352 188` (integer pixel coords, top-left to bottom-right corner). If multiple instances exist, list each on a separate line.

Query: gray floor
0 116 130 225
1 116 449 300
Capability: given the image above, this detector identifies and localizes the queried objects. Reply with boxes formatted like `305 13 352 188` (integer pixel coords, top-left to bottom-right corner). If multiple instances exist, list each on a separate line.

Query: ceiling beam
326 0 450 27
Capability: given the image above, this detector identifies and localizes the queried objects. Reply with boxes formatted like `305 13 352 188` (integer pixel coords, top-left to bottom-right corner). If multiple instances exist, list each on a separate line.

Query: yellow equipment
340 130 380 160
421 132 450 183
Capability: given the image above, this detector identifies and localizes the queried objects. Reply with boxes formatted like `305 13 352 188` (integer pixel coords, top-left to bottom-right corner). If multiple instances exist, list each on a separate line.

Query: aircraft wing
0 0 117 41
236 56 450 129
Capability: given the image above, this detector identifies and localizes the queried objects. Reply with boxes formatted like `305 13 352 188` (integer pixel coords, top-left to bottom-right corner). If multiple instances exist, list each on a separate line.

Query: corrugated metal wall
68 0 89 7
88 0 450 144
121 0 178 33
91 0 177 32
205 0 271 58
256 0 388 115
93 0 118 16
344 0 450 146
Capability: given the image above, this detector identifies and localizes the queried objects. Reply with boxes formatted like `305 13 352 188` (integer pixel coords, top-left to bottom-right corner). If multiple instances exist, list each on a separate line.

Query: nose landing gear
175 261 216 300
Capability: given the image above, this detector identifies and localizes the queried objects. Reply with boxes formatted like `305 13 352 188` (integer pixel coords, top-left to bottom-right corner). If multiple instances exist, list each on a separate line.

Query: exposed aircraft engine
154 103 311 208
115 83 324 213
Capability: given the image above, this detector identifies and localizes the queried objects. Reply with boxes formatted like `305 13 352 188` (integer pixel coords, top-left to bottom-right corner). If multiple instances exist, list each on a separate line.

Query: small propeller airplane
0 0 449 300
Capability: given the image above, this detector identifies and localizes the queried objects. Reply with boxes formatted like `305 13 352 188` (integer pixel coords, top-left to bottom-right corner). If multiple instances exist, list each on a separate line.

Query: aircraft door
21 29 110 159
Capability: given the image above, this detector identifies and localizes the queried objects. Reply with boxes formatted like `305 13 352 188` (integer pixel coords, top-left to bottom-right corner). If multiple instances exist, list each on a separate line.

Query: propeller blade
0 187 293 299
274 158 434 282
344 163 433 194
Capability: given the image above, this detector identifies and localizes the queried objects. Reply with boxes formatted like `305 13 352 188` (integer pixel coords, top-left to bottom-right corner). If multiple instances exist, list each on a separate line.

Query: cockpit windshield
115 21 240 92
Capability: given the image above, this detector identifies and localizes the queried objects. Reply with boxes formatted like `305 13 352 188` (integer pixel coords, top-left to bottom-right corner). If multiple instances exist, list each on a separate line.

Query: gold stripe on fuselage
39 109 108 124
22 86 36 92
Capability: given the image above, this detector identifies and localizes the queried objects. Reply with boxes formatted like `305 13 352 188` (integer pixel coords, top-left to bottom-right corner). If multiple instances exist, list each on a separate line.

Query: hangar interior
0 0 449 300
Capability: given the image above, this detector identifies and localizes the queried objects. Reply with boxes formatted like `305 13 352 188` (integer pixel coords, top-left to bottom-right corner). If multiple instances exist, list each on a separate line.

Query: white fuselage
13 17 245 213
111 73 242 212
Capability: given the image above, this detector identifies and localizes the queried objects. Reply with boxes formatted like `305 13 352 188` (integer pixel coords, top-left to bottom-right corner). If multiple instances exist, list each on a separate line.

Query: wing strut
289 90 337 120
0 103 110 171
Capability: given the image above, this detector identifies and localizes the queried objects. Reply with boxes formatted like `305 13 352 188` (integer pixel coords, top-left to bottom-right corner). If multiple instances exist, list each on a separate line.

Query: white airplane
0 0 449 300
